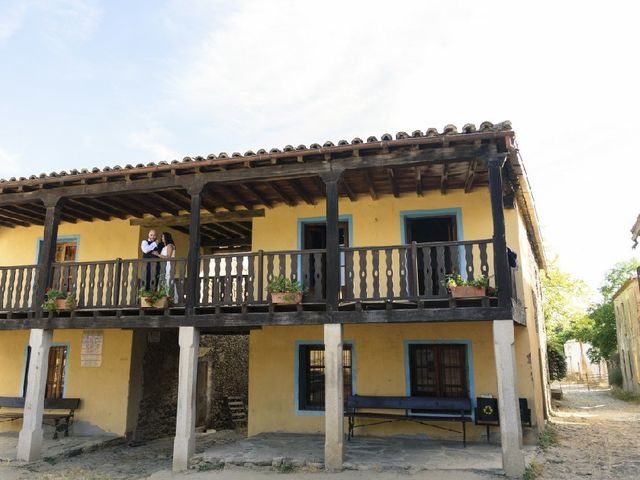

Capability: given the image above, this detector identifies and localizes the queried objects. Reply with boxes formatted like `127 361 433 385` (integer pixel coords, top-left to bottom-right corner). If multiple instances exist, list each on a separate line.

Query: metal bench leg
53 419 59 440
462 421 466 447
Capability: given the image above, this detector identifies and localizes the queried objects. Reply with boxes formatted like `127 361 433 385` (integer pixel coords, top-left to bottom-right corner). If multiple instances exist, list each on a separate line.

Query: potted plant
267 276 304 304
42 289 77 313
138 279 171 309
443 274 490 298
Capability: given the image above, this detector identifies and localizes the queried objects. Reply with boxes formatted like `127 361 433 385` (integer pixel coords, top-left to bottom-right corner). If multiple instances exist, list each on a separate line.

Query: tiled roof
0 121 512 185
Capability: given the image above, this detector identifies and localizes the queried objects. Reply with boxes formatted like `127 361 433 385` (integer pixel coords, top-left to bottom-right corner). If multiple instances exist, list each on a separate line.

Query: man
141 230 164 290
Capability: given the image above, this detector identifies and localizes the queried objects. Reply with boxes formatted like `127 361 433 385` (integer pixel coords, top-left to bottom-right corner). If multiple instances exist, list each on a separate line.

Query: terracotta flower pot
140 296 169 309
55 298 76 310
450 286 485 298
270 292 303 304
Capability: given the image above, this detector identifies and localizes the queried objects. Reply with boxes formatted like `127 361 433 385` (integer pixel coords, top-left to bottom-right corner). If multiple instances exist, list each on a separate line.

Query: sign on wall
81 330 104 367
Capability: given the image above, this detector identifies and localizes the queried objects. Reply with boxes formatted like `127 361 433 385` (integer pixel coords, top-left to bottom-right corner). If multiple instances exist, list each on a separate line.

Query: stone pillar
324 323 344 471
17 329 53 462
493 320 525 477
172 327 200 471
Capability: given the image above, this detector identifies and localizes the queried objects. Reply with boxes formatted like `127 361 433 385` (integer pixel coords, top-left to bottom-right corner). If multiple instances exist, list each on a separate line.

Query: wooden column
35 196 64 314
488 157 512 308
320 171 343 311
185 184 204 315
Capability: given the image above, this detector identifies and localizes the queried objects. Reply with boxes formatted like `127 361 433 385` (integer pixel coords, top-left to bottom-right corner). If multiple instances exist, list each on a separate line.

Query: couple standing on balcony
141 229 178 303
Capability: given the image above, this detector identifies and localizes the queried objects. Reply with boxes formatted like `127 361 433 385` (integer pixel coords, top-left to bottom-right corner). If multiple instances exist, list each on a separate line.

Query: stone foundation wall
134 331 249 439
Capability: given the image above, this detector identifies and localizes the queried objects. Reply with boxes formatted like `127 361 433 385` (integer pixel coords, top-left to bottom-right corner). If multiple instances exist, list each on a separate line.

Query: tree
541 256 591 345
547 340 568 381
584 258 640 362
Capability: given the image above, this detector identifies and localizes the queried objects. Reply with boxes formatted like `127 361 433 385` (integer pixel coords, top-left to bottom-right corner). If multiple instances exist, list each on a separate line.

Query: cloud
128 128 180 163
0 1 30 45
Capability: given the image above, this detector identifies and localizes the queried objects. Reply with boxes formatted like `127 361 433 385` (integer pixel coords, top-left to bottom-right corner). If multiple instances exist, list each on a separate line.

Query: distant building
563 339 607 381
613 275 640 393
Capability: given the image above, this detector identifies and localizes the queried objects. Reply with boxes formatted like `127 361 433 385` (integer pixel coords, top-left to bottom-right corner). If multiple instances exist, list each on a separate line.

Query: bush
609 366 623 387
538 424 559 450
610 387 640 403
547 342 567 381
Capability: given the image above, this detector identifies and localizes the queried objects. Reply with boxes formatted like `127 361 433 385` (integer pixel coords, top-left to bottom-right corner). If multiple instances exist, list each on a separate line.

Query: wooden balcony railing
343 239 495 302
0 265 38 312
0 239 500 314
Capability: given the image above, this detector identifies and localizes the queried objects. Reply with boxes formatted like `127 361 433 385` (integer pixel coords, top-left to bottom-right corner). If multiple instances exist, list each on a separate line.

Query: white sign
81 330 104 367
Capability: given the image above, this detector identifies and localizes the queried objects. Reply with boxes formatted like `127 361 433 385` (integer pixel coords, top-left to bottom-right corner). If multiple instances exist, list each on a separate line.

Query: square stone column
324 323 344 471
172 327 200 471
17 329 53 462
493 320 525 477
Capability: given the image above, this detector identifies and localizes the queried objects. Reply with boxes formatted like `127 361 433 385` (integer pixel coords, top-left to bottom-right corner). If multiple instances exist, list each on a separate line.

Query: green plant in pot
443 273 490 298
42 289 77 313
267 276 304 304
138 279 171 309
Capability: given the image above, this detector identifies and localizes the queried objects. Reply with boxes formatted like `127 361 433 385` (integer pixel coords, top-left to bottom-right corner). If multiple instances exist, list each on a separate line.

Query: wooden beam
162 190 192 211
3 307 514 330
415 167 423 197
204 186 236 211
229 221 251 234
84 197 132 220
209 222 246 237
0 209 41 226
62 203 96 222
362 170 378 200
217 184 254 210
0 145 495 207
129 209 264 227
128 194 167 217
185 185 203 314
35 197 63 314
387 168 399 198
488 156 512 308
464 160 477 193
148 192 183 216
242 184 273 209
440 163 448 195
269 181 297 207
65 199 112 221
339 177 357 202
288 179 316 205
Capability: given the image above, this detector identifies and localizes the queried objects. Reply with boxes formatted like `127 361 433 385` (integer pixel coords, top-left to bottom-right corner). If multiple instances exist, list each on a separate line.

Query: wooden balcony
0 239 519 330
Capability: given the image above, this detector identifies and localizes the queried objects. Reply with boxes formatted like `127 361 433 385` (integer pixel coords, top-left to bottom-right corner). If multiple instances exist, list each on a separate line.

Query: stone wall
133 331 249 440
135 330 180 440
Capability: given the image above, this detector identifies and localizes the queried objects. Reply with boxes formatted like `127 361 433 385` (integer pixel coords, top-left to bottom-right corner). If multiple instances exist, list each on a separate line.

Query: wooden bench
346 395 473 446
0 397 81 439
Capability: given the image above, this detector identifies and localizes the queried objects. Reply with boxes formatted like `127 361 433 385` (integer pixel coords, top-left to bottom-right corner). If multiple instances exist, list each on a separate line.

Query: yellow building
613 277 640 393
0 121 547 477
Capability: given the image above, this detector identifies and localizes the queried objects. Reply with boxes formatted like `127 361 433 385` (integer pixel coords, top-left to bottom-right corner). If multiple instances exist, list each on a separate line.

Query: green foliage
267 276 304 294
197 460 224 471
546 341 567 381
537 424 559 450
582 258 639 362
610 386 640 403
541 256 590 345
443 273 490 289
599 258 640 302
609 365 623 387
41 290 76 312
138 279 172 303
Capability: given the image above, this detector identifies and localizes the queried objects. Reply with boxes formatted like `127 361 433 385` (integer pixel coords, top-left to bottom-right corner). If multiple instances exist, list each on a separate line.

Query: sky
1 0 639 295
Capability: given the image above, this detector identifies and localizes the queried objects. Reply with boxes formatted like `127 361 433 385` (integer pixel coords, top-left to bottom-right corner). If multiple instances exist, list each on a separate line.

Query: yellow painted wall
248 323 539 443
0 329 134 435
0 219 142 265
614 279 640 393
252 190 493 251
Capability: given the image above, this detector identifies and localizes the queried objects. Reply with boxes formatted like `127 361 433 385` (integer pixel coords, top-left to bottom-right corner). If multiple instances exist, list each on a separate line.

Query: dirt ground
2 385 640 479
536 384 640 479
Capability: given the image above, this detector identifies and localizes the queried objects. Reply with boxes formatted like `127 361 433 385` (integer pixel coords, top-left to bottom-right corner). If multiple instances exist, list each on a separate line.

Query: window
23 345 68 399
409 344 468 400
298 344 352 411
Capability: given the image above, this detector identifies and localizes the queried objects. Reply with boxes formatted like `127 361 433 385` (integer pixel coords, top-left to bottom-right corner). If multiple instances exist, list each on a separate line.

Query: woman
153 232 179 303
